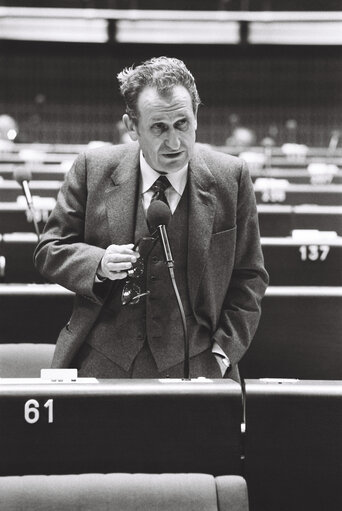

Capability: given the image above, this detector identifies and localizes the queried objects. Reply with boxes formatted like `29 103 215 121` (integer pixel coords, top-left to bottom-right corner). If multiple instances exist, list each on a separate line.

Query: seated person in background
225 113 257 148
34 56 268 381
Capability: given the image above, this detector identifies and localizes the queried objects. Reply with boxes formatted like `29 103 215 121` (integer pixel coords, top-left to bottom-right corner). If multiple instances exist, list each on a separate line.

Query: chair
0 473 249 511
0 343 54 377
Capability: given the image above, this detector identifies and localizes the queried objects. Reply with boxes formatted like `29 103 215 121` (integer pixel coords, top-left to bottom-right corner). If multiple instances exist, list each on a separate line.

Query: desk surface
0 377 241 394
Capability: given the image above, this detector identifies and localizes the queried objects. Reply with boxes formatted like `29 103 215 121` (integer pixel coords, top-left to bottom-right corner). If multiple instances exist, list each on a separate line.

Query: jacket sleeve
212 161 269 367
34 152 108 304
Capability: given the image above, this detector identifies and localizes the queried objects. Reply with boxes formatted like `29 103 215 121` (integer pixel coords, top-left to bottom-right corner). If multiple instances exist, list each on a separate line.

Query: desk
0 180 62 201
240 287 342 380
0 284 73 342
251 168 342 185
0 378 242 477
1 232 341 286
255 183 342 206
261 236 342 286
0 202 54 233
0 163 67 181
0 232 44 283
258 204 342 236
244 379 342 511
1 203 341 238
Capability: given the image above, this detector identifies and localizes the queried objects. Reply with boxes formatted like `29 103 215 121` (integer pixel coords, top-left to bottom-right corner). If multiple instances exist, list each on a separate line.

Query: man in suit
34 56 268 381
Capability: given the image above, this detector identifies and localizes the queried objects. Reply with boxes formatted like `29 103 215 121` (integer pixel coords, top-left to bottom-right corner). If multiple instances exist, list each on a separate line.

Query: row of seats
1 231 341 285
0 375 340 511
3 142 342 162
0 163 67 181
0 285 341 380
2 163 342 184
1 203 341 236
1 178 342 205
258 204 342 236
254 183 342 205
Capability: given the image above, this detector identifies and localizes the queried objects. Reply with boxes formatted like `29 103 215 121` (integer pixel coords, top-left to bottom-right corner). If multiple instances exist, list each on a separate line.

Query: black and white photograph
0 1 341 510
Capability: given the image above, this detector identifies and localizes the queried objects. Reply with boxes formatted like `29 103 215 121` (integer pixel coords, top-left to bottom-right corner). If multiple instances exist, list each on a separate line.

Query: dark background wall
0 40 341 146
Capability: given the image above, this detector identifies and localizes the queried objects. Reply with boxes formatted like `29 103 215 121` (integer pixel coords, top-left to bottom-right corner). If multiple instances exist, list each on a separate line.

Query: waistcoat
86 185 211 372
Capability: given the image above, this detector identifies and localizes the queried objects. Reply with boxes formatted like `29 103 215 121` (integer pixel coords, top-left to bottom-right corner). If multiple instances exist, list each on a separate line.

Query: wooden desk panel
262 237 342 286
244 380 342 511
0 180 62 201
240 287 342 380
255 184 342 206
0 379 242 477
258 205 342 236
0 284 73 343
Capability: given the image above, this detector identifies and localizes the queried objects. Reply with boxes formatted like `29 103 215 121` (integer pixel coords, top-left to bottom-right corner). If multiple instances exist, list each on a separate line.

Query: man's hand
97 243 139 281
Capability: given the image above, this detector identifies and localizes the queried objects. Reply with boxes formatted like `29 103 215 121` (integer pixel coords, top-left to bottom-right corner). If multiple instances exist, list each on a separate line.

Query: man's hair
117 56 201 121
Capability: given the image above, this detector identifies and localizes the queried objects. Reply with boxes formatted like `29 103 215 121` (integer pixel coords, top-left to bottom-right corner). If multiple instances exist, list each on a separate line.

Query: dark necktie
151 175 171 207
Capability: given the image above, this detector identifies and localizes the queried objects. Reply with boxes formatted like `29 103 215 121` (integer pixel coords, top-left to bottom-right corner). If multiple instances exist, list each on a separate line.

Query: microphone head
13 167 32 184
147 200 171 232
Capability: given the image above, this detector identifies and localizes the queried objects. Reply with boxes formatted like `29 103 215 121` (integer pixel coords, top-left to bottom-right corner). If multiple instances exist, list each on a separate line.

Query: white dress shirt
139 151 188 214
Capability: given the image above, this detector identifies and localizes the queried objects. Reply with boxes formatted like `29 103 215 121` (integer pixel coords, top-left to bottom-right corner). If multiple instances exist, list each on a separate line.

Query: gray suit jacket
34 142 268 376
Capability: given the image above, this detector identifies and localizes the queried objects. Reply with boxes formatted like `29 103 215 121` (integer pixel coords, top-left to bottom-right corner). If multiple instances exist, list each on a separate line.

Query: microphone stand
157 224 190 380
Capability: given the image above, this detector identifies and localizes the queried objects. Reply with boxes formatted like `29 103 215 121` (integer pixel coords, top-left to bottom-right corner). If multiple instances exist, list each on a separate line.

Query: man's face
123 85 197 174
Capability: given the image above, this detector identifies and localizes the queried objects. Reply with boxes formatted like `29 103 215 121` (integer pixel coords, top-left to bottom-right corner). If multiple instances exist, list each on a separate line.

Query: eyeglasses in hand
121 247 151 306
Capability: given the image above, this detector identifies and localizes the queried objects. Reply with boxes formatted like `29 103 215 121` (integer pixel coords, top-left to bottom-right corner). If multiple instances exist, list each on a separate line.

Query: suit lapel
105 144 140 244
187 148 217 308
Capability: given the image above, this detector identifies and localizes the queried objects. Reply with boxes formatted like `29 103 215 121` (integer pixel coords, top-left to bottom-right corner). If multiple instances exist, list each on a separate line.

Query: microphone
147 199 171 231
147 200 190 380
13 168 33 205
13 168 40 241
147 200 173 267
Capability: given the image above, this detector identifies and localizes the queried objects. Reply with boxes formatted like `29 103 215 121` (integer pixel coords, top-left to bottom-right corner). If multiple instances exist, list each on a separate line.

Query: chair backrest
0 343 54 377
0 473 249 511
